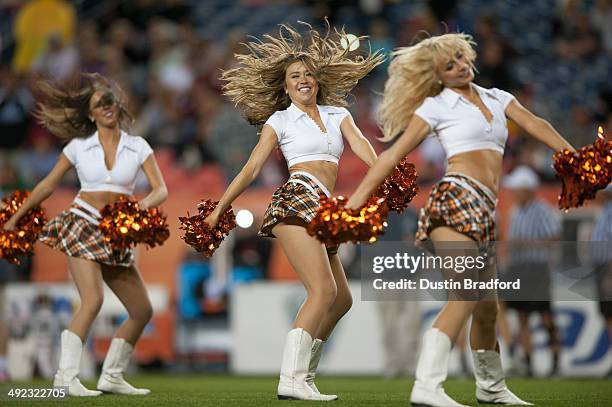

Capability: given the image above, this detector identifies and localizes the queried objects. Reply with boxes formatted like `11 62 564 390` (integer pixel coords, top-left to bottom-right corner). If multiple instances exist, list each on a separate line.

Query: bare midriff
289 160 338 194
446 149 503 196
78 191 131 211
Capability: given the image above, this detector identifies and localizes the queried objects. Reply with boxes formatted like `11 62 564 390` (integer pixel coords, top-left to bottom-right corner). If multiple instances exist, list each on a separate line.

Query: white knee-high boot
305 339 338 401
410 328 470 407
277 328 334 401
472 349 532 405
97 337 150 395
53 330 101 397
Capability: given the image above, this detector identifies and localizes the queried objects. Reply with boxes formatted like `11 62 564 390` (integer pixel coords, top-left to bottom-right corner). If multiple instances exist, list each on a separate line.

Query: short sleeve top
414 84 516 158
62 130 153 195
264 103 350 168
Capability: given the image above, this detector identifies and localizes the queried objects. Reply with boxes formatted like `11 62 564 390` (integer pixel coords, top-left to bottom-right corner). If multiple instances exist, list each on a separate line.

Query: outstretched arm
206 125 278 226
340 115 377 167
345 115 431 209
139 154 168 210
505 99 575 152
3 154 73 230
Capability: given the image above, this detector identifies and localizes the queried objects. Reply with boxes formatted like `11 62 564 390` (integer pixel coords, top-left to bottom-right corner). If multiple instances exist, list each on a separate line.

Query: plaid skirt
416 172 497 243
39 197 133 267
259 171 338 255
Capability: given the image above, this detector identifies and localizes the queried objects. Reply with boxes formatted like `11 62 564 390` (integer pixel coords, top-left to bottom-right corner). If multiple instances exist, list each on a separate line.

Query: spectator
427 0 458 29
554 0 602 61
187 80 222 167
207 103 258 180
78 21 105 74
396 5 440 47
561 104 599 148
12 0 76 73
594 90 612 124
591 0 612 54
0 66 32 151
18 131 60 187
133 75 196 156
476 39 515 90
106 19 150 68
31 32 78 81
473 14 515 60
0 156 27 194
113 0 161 32
368 18 394 73
149 18 194 94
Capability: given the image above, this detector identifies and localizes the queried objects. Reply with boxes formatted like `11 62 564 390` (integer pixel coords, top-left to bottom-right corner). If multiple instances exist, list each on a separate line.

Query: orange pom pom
99 197 169 250
0 190 47 264
372 158 419 213
307 196 388 246
178 200 236 258
553 126 612 209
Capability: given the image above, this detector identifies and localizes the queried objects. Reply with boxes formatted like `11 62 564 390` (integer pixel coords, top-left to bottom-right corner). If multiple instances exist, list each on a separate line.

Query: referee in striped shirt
592 185 612 377
502 166 561 376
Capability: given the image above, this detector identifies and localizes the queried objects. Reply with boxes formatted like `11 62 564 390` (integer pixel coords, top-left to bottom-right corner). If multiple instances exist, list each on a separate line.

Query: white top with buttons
62 130 154 195
264 103 350 168
414 84 516 159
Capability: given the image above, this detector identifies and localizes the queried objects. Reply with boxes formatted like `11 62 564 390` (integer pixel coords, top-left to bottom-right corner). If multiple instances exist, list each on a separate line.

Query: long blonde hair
34 73 133 141
222 22 385 126
378 33 476 141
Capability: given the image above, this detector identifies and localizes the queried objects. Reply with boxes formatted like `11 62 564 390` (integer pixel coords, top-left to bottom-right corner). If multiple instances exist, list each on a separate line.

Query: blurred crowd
0 0 611 193
1 0 612 379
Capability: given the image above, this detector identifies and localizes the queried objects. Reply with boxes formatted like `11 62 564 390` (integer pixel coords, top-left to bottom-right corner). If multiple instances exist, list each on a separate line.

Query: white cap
503 165 540 190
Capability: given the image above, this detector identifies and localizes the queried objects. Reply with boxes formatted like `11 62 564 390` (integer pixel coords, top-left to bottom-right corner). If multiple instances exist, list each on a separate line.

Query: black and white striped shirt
591 202 612 265
509 200 561 240
507 199 560 264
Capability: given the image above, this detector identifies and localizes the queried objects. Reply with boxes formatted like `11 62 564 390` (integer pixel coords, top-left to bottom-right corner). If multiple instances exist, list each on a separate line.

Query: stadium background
0 0 611 404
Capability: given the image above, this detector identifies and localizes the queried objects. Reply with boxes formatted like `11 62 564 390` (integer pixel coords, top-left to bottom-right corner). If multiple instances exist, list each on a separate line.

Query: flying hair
378 33 476 141
221 20 385 126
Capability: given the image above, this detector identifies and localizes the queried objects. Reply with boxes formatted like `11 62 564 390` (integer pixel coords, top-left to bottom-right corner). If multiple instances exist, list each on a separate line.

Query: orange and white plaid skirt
39 197 133 267
416 172 497 243
259 171 338 255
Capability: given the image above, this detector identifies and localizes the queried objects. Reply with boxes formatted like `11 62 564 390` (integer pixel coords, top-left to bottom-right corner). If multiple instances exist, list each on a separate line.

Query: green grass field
2 375 612 406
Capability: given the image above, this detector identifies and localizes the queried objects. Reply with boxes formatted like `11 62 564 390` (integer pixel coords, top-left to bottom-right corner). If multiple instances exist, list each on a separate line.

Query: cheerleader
203 23 383 400
345 33 574 407
3 73 167 396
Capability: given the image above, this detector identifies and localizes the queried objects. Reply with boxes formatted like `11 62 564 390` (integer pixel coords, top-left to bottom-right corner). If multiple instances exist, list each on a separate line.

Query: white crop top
264 103 350 168
62 130 153 195
414 84 515 158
